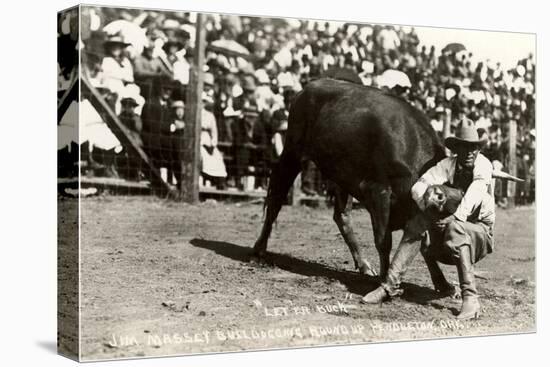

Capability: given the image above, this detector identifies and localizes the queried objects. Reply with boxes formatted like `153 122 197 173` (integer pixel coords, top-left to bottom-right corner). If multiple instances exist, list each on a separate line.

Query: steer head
423 184 465 220
403 184 467 243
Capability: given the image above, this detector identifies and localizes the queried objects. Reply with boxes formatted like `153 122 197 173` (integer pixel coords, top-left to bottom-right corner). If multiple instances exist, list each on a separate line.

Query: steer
253 78 446 278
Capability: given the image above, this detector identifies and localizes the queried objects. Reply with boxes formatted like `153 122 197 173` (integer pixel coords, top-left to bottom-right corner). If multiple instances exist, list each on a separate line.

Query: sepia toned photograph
57 3 536 362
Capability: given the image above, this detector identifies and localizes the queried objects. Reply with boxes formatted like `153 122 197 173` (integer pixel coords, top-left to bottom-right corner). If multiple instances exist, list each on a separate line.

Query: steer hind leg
333 186 377 276
253 152 301 258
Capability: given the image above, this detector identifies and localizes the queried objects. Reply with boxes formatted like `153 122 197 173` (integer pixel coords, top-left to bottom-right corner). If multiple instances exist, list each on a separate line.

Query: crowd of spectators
59 7 535 203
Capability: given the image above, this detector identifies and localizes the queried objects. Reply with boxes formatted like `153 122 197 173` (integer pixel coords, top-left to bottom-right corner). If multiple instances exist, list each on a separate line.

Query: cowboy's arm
453 158 493 222
411 158 450 210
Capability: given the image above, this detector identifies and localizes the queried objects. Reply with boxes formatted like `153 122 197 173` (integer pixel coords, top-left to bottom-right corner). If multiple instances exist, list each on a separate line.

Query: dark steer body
253 78 446 277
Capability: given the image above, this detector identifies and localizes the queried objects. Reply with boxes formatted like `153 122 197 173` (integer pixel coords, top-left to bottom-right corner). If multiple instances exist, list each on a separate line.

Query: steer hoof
436 283 461 299
358 261 377 277
249 249 270 266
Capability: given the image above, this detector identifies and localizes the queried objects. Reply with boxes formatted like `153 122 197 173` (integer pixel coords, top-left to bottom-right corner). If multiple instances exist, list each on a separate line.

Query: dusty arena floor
70 196 535 360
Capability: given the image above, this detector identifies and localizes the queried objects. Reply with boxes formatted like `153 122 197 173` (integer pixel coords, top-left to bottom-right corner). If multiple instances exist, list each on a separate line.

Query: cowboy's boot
362 239 421 304
423 255 460 298
421 237 460 298
456 245 481 320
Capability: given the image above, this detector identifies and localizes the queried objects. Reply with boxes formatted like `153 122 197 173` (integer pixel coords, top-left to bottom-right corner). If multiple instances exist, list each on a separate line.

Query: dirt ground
72 196 535 361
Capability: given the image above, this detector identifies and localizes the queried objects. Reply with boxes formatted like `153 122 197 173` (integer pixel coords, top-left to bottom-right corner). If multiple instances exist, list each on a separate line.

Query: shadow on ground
190 238 444 305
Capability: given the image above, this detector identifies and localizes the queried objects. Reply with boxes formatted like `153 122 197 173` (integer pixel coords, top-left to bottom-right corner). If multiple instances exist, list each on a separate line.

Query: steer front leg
332 186 377 277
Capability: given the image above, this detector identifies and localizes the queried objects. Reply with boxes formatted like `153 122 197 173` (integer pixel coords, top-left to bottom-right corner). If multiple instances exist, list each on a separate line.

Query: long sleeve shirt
411 153 496 228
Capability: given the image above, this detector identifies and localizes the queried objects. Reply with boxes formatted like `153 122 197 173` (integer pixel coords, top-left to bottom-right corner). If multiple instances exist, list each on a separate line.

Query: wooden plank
507 119 517 207
81 76 172 196
181 13 206 204
200 187 266 198
57 74 78 123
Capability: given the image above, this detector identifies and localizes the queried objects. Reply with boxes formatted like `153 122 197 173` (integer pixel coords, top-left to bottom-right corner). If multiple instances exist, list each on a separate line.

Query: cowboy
363 120 495 320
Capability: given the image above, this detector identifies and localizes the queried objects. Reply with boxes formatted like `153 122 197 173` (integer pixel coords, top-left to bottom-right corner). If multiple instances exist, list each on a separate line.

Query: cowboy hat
162 39 184 53
120 97 139 107
444 119 487 151
104 34 131 48
171 100 185 109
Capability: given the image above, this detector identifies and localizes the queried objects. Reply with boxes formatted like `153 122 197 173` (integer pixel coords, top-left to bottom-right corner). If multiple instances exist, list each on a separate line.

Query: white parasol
377 69 412 89
103 20 148 56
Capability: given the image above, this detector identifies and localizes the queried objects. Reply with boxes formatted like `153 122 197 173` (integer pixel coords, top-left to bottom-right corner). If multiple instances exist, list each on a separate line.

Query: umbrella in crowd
103 20 148 55
377 69 412 89
442 42 466 54
208 39 250 58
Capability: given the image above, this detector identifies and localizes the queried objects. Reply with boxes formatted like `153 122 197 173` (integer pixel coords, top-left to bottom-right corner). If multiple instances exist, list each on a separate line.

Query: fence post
443 108 452 139
181 13 206 203
507 119 517 207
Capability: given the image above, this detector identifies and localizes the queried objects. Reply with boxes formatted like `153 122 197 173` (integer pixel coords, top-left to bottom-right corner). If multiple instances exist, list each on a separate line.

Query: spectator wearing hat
233 104 268 191
235 75 258 107
254 69 276 109
430 105 446 138
140 75 175 178
202 72 218 110
203 72 216 93
213 72 239 146
200 93 227 189
134 38 172 96
172 47 192 86
117 96 143 180
170 100 186 132
364 120 495 322
101 34 134 95
160 99 185 187
119 97 143 141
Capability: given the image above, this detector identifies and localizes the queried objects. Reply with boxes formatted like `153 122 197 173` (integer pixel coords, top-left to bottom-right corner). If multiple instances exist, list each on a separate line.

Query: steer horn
492 170 525 182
